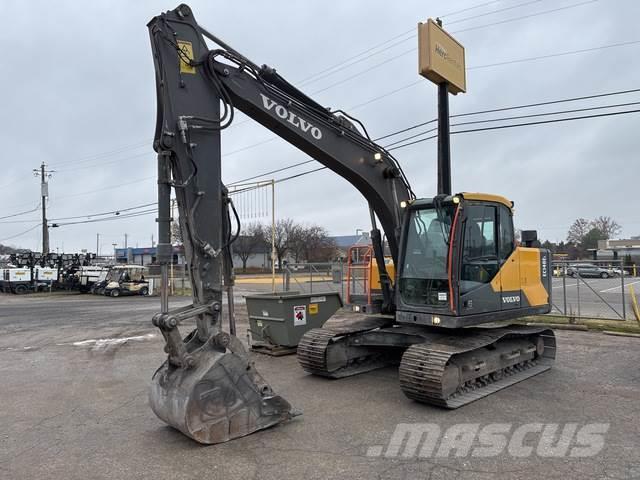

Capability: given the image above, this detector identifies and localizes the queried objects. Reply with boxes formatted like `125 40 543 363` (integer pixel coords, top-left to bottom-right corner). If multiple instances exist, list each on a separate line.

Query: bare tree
299 225 336 262
566 218 590 245
590 216 621 240
233 222 265 272
273 218 297 269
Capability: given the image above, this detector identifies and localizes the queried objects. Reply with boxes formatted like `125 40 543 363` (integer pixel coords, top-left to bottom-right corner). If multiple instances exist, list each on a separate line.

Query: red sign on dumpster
293 305 307 326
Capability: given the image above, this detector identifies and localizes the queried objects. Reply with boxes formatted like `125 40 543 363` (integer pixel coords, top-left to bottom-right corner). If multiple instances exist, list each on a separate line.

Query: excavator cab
396 193 552 328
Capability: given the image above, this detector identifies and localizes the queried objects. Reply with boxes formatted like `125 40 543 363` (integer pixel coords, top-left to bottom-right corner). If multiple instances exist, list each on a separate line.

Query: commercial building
595 238 640 261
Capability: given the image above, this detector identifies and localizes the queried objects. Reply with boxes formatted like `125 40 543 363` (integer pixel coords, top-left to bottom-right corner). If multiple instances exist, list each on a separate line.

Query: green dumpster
245 291 342 348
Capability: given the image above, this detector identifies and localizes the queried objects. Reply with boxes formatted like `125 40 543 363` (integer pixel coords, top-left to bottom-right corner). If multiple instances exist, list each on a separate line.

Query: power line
387 107 640 151
469 40 640 71
306 0 600 93
48 202 157 221
0 204 41 220
0 223 42 243
297 0 547 87
3 85 638 220
54 151 151 173
52 209 157 227
228 160 315 185
15 1 612 183
376 87 640 141
226 88 640 184
439 0 506 19
48 140 148 169
383 100 640 147
219 40 640 162
238 104 640 182
20 104 638 232
27 0 597 180
12 0 577 177
454 0 598 34
445 0 545 26
52 176 156 201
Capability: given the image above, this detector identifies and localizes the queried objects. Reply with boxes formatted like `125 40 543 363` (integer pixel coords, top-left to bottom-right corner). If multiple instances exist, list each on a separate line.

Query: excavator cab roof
408 192 514 210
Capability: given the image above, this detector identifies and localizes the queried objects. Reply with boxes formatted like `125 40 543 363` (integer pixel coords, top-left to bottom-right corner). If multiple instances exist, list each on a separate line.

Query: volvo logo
502 295 521 304
259 93 323 140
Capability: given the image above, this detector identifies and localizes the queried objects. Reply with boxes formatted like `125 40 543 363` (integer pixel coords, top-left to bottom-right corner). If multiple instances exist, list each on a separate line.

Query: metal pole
576 274 581 318
271 180 276 293
309 264 313 294
41 163 50 254
562 266 567 315
620 259 627 319
436 17 451 196
437 84 452 195
341 260 344 300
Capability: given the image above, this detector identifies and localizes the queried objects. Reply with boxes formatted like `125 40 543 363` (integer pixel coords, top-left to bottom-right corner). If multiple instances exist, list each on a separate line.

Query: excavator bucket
149 331 296 444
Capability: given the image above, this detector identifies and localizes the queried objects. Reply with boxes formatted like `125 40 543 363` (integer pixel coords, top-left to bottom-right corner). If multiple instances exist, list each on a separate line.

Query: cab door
458 204 501 315
496 204 521 310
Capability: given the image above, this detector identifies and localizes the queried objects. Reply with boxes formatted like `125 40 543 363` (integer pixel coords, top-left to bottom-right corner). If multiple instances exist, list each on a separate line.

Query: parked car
607 267 628 277
566 264 611 278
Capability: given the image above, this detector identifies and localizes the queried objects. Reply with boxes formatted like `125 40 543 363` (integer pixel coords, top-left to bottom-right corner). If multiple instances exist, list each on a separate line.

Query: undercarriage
298 319 556 408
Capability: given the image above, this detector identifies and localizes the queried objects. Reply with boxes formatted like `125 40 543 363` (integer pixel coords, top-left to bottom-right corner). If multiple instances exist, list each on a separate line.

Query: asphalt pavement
0 292 639 480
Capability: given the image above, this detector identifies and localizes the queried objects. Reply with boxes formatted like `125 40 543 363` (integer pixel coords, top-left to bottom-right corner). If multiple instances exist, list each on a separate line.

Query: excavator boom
147 3 413 444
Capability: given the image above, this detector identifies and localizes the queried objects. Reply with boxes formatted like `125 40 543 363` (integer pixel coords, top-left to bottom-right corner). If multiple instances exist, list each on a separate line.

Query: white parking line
600 280 640 293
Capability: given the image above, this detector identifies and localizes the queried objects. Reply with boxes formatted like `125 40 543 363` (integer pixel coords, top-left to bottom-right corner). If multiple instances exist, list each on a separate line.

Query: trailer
77 266 108 293
34 266 58 292
2 268 33 294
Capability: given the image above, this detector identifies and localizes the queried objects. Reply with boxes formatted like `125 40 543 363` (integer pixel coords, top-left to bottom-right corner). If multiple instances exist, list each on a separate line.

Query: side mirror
521 230 538 248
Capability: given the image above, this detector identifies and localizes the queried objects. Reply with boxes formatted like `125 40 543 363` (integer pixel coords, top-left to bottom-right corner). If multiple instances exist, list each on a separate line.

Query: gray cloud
1 0 638 253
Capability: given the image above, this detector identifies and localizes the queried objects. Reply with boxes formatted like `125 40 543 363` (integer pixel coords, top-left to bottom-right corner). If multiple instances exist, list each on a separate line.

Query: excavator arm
146 4 413 444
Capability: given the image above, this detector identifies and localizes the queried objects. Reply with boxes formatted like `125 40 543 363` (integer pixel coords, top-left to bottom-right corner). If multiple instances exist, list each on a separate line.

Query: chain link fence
146 259 639 322
281 262 344 298
550 260 638 320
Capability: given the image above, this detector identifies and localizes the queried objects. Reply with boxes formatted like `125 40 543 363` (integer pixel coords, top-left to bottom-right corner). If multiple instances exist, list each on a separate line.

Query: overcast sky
1 0 638 254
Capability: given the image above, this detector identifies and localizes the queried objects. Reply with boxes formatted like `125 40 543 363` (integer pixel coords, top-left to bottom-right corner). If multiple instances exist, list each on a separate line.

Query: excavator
147 4 556 445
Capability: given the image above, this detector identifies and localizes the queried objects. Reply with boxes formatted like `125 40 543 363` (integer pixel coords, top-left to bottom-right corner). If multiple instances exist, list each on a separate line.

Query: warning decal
177 40 196 74
293 305 307 326
308 303 319 315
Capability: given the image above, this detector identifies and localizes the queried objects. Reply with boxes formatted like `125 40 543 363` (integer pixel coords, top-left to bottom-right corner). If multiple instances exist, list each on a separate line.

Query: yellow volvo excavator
146 5 555 444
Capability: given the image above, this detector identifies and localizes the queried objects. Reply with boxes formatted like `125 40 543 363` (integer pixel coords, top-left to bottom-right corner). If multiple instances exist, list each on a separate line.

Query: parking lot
550 276 638 319
1 292 639 480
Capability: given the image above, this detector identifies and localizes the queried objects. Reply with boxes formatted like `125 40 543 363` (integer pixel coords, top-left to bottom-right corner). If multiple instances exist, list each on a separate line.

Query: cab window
498 205 515 261
460 205 498 293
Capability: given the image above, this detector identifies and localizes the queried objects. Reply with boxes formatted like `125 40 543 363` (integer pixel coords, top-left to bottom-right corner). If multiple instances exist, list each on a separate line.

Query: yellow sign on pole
418 19 466 95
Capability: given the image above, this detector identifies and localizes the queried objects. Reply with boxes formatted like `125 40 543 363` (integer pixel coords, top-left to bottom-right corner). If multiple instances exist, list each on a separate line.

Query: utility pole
96 233 100 256
33 162 54 254
124 233 128 249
